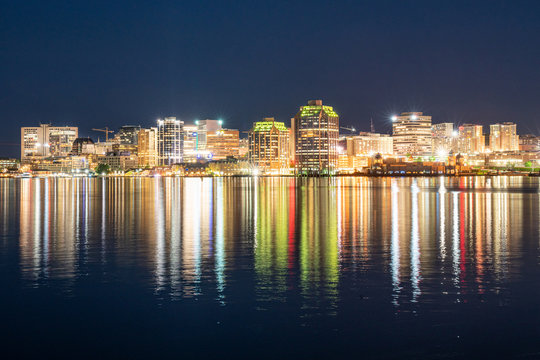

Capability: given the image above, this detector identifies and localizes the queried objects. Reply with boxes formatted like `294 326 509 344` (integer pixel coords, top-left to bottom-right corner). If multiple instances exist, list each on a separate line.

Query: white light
437 149 448 159
252 168 259 176
391 115 397 121
452 130 459 137
411 114 418 120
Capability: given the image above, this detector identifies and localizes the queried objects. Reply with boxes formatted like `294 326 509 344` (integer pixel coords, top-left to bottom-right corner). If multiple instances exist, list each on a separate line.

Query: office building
292 99 339 174
138 127 158 167
348 132 393 156
519 134 540 152
392 112 432 156
431 123 456 155
457 124 485 154
21 124 78 161
182 124 199 162
490 122 519 152
196 119 222 150
157 117 183 166
248 118 290 174
206 129 240 160
72 137 95 155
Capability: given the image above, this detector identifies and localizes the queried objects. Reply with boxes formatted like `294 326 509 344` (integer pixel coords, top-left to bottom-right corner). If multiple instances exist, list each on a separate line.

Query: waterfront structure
36 156 90 173
431 123 456 156
0 158 19 172
292 100 339 174
97 153 138 171
457 124 485 155
138 128 158 167
21 124 78 161
157 117 183 165
248 118 290 174
490 122 519 152
72 137 95 155
392 112 432 156
519 134 540 152
206 129 240 160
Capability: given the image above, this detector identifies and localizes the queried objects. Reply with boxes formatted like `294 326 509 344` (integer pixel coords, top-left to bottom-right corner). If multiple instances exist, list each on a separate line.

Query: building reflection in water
1 176 537 308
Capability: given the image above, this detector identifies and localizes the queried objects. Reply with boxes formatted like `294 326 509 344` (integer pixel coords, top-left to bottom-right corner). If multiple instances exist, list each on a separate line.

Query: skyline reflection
1 176 538 309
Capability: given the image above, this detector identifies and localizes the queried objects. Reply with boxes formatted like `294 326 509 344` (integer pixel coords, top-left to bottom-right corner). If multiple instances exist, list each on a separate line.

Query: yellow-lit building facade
248 118 290 174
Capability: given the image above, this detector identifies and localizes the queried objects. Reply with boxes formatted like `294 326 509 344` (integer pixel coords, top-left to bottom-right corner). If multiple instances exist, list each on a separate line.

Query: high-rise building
457 124 485 154
392 112 432 156
292 100 339 174
138 127 158 167
206 129 240 160
157 117 183 166
196 119 222 150
490 122 519 152
182 124 199 162
113 125 141 154
248 118 290 174
21 124 78 161
72 137 95 155
431 123 456 155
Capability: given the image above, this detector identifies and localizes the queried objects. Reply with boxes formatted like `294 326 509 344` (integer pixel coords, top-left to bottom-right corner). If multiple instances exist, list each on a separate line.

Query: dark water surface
1 177 539 359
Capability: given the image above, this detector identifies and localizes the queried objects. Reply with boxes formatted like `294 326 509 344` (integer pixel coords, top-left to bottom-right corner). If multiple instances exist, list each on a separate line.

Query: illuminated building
391 112 432 156
431 123 456 155
157 117 184 165
196 119 222 150
489 122 519 152
72 137 95 155
138 127 158 167
248 118 290 174
519 134 540 152
0 158 19 172
182 124 199 162
238 138 249 158
97 153 138 171
206 129 240 160
21 124 78 161
292 99 339 174
114 125 141 154
457 124 485 154
348 132 393 156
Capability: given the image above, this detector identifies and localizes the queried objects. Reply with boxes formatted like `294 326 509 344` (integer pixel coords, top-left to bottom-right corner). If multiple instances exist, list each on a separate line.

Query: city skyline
3 1 540 157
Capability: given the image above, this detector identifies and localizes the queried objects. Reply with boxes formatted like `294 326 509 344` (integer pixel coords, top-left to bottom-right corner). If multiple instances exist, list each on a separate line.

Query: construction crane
340 126 356 133
92 127 114 142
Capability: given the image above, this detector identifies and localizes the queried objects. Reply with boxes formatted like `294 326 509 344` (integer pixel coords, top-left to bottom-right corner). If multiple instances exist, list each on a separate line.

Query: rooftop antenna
370 118 375 133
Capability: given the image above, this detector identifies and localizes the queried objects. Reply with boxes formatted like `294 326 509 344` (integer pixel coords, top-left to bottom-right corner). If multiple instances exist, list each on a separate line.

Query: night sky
2 0 540 157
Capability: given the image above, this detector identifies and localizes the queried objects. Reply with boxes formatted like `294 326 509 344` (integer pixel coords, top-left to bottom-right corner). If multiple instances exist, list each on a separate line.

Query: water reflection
0 176 538 310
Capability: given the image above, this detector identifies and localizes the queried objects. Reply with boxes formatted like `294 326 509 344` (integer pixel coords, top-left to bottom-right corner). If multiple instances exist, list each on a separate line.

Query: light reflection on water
0 176 539 356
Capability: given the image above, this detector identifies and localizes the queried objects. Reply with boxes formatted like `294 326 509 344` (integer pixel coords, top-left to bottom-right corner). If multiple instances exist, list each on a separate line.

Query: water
0 176 539 358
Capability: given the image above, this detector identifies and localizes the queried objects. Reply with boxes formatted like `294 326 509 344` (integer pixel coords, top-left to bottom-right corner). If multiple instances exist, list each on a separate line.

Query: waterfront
1 176 539 358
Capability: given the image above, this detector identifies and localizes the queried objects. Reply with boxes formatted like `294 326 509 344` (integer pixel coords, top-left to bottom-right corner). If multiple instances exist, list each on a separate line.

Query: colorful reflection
0 176 537 309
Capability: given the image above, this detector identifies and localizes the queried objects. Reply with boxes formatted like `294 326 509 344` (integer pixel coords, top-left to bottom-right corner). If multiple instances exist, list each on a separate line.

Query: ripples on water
0 177 539 358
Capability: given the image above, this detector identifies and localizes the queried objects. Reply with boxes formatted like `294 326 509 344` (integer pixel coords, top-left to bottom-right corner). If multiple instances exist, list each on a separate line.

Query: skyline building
348 132 394 156
248 118 290 174
431 123 456 155
392 112 432 156
490 122 519 152
157 117 183 166
206 129 240 160
196 119 222 150
182 124 199 162
21 124 78 161
457 124 485 154
292 100 339 174
138 127 158 167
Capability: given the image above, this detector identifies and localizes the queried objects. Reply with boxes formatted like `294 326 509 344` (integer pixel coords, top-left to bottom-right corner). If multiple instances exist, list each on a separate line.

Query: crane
340 126 356 133
92 127 114 142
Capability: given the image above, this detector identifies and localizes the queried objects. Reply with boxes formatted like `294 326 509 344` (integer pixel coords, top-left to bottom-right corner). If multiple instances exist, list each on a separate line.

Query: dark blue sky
1 0 540 156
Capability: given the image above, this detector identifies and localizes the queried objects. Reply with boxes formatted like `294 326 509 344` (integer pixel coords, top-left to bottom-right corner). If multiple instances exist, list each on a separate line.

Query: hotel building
392 112 432 156
206 129 240 160
138 127 158 167
292 100 339 174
